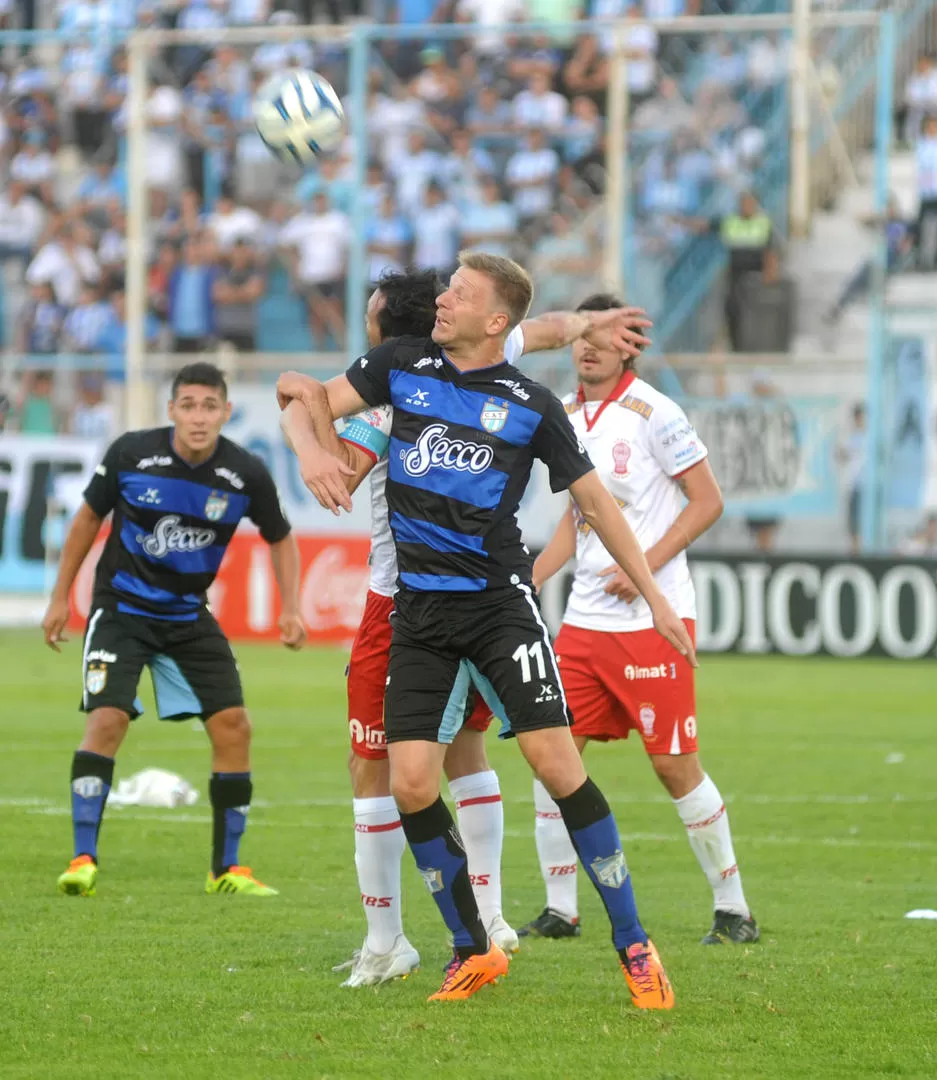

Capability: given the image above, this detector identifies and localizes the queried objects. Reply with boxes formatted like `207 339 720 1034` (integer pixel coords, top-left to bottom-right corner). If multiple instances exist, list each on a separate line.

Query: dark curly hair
375 268 443 341
575 292 625 313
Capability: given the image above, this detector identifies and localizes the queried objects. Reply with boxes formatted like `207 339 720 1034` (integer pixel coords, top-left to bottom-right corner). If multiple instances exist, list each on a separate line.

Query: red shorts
555 620 698 756
347 590 493 759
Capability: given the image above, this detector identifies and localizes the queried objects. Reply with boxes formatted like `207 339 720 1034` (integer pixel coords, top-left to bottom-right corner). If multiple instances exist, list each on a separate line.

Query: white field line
8 791 937 812
21 807 937 851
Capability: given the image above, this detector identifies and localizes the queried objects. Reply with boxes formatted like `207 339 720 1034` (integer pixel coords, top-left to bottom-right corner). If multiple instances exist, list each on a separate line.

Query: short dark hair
576 292 625 312
375 268 443 340
171 361 227 400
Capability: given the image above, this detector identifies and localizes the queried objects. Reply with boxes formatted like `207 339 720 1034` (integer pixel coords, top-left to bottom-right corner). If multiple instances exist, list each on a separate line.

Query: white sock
533 778 579 921
353 796 407 955
673 774 750 917
448 770 504 926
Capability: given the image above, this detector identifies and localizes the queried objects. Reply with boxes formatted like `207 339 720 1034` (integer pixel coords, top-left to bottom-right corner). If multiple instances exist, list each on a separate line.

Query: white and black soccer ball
253 69 345 166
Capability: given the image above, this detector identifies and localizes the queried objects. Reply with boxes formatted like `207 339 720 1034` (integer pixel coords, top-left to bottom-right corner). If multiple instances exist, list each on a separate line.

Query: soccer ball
253 69 345 165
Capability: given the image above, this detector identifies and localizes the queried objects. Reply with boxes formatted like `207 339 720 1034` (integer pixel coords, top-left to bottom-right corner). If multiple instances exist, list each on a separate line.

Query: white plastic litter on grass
904 910 937 920
106 769 199 809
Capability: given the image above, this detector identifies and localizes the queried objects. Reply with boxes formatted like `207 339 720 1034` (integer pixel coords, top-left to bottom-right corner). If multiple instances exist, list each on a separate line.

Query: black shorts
79 606 243 722
384 585 570 745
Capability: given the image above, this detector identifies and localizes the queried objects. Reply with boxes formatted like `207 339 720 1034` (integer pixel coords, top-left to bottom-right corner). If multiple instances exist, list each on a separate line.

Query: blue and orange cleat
620 940 675 1010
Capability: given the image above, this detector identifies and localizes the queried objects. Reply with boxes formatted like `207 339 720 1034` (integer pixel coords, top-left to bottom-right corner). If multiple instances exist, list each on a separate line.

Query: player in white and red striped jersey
277 272 655 985
521 293 759 947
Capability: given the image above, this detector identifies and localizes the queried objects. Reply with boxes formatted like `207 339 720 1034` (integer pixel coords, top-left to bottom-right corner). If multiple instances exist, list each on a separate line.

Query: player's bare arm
268 533 306 650
531 505 576 592
599 461 724 603
275 373 368 515
41 501 104 651
278 375 375 495
568 470 698 666
520 307 653 360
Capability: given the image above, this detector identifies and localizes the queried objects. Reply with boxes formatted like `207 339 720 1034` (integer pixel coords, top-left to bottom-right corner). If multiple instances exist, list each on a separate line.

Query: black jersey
345 335 594 593
83 427 291 621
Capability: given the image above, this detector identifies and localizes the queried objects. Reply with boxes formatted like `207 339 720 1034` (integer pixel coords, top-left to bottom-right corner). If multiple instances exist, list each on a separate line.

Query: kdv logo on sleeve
402 424 494 477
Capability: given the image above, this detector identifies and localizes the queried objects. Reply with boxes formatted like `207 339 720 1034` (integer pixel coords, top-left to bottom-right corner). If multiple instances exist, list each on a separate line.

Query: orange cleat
620 940 675 1010
428 943 509 1001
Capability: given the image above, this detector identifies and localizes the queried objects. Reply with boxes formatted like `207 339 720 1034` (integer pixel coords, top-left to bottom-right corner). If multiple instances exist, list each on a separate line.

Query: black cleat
517 907 581 939
701 910 760 945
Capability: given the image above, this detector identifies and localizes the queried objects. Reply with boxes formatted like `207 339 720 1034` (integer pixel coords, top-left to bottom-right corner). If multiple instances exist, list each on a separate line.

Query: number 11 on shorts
512 641 547 683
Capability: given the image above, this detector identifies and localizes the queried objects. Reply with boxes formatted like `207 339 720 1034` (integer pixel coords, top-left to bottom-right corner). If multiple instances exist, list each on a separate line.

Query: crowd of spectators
0 0 795 402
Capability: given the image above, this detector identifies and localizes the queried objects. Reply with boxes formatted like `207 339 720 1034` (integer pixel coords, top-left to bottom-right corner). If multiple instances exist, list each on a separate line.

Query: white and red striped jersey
562 371 708 632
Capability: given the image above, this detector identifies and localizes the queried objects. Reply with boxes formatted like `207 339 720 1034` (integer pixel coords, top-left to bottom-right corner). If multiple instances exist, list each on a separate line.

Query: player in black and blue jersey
284 251 696 1008
42 362 304 899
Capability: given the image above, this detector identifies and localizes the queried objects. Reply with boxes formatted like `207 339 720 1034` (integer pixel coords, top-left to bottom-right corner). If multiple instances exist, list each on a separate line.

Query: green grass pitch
1 630 935 1079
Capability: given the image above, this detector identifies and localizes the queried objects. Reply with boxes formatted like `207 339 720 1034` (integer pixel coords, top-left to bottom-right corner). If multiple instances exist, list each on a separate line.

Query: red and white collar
576 369 637 433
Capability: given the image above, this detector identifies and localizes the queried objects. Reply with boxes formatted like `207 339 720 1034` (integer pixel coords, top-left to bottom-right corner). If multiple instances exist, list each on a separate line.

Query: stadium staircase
788 147 928 359
654 0 936 355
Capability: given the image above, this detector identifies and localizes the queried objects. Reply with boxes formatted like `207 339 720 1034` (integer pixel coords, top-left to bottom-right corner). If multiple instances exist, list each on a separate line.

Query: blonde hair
457 251 534 330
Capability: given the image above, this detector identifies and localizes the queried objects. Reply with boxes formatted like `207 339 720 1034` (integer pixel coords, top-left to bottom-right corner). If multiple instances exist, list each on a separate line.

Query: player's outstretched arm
532 505 576 592
275 372 368 515
568 471 698 667
268 534 306 651
520 307 652 360
278 381 375 495
599 461 723 602
41 502 104 652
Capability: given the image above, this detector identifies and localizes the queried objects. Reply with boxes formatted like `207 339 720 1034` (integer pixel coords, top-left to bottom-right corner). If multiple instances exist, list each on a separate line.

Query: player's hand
41 597 70 652
278 610 306 651
597 563 640 603
299 447 355 515
584 307 652 359
650 597 698 668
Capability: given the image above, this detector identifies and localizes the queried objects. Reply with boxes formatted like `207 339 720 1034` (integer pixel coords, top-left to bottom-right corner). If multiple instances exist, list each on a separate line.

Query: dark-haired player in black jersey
284 251 695 1008
42 362 304 899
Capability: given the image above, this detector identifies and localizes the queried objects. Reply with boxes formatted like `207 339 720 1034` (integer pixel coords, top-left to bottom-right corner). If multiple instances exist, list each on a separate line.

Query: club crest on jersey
480 398 509 434
204 491 229 522
85 662 108 696
612 440 631 476
591 850 628 889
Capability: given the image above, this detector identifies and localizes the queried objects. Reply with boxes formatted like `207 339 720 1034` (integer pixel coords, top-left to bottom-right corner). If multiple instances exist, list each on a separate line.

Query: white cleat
487 913 520 956
334 935 420 988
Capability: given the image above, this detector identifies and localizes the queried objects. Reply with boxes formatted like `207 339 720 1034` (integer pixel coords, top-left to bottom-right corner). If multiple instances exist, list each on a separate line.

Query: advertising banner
683 396 839 519
541 553 937 659
70 532 372 644
0 435 103 593
690 554 937 659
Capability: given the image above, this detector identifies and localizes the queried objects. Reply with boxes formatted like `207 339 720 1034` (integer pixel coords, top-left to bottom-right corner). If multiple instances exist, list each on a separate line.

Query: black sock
209 772 252 877
70 751 115 863
400 796 488 959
